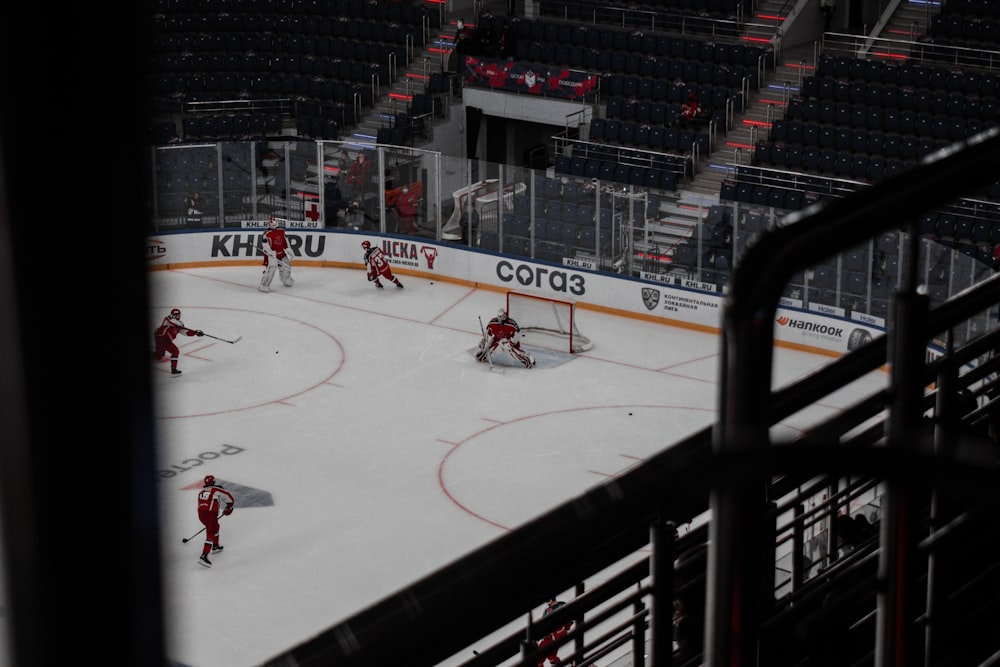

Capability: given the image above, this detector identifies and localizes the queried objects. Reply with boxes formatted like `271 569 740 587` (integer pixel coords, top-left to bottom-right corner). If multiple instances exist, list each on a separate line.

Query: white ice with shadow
150 265 888 667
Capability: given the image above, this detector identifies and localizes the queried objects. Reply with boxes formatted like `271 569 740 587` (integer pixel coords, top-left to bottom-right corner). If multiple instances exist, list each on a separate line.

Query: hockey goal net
506 291 593 353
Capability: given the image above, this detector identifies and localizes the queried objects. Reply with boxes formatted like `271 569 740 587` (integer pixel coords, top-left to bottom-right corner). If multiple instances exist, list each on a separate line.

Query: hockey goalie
476 308 535 368
259 217 294 292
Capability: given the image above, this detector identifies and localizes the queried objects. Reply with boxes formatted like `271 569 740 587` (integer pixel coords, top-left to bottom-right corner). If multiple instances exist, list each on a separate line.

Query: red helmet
361 240 371 250
204 474 216 486
169 308 182 320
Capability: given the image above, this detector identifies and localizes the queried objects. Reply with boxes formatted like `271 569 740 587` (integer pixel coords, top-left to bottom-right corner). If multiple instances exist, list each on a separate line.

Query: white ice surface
150 265 887 667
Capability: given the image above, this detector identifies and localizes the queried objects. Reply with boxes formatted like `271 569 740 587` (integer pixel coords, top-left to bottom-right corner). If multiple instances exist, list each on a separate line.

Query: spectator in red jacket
395 185 419 234
679 91 701 128
343 151 372 201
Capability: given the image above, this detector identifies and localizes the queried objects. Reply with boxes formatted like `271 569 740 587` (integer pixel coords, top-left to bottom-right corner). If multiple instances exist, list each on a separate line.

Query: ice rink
150 263 887 667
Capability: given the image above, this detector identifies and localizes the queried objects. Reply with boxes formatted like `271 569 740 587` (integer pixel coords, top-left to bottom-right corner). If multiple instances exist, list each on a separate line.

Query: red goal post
506 291 593 353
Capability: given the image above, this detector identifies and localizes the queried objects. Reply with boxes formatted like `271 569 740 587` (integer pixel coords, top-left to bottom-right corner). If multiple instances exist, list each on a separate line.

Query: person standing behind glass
820 0 836 33
343 152 372 202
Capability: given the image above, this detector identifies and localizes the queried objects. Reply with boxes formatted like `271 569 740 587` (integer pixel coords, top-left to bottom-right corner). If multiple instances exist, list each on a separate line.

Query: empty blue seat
634 124 650 147
613 163 630 184
768 187 788 209
834 152 853 177
542 218 563 242
786 144 803 168
770 142 787 166
802 123 820 147
818 148 837 173
786 120 804 144
850 129 868 153
554 155 571 175
619 121 636 145
769 119 787 142
608 91 632 117
604 119 621 142
801 147 821 172
754 140 772 165
511 214 531 237
662 128 680 151
589 118 607 141
868 131 887 155
851 154 870 180
752 185 770 205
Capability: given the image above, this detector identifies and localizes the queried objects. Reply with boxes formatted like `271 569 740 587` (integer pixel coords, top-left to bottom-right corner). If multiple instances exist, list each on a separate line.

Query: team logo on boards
421 246 438 269
495 260 587 295
148 239 167 261
642 288 660 311
209 233 326 258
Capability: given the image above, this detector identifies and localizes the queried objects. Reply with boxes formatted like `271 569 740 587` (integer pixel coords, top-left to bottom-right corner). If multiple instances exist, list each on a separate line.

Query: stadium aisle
150 265 887 667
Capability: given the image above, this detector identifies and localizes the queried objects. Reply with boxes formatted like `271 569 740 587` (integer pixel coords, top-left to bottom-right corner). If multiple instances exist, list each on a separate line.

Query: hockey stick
478 317 504 373
181 327 242 344
477 316 493 368
255 242 294 270
182 526 206 543
182 510 229 543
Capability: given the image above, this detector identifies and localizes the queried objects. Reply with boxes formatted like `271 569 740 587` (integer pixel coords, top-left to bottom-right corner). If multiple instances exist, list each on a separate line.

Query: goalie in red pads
477 308 535 368
362 240 403 288
259 217 294 292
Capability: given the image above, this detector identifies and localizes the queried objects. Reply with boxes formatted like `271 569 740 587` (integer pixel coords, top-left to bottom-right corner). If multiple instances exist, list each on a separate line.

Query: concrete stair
745 0 789 44
880 0 934 44
680 23 807 207
347 31 456 146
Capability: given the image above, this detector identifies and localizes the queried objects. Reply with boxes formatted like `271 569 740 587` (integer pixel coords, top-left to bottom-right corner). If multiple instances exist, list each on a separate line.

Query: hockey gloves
223 505 234 516
196 330 204 336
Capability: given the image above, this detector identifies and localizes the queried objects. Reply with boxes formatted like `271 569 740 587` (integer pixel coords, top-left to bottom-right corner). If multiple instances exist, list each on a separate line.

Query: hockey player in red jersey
153 308 203 376
259 217 294 292
197 474 235 568
537 598 573 666
362 240 403 288
477 308 534 368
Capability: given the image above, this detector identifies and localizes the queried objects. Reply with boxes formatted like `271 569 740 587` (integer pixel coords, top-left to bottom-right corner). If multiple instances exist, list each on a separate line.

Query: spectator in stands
456 18 474 41
324 180 341 227
343 152 372 202
344 200 370 231
498 21 515 60
673 596 699 661
394 185 419 234
679 91 701 129
476 17 497 57
185 192 203 228
820 0 836 32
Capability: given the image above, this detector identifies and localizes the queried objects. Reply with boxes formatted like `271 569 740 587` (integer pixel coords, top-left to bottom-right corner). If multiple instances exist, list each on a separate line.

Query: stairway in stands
348 27 455 145
682 0 799 206
881 0 934 43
